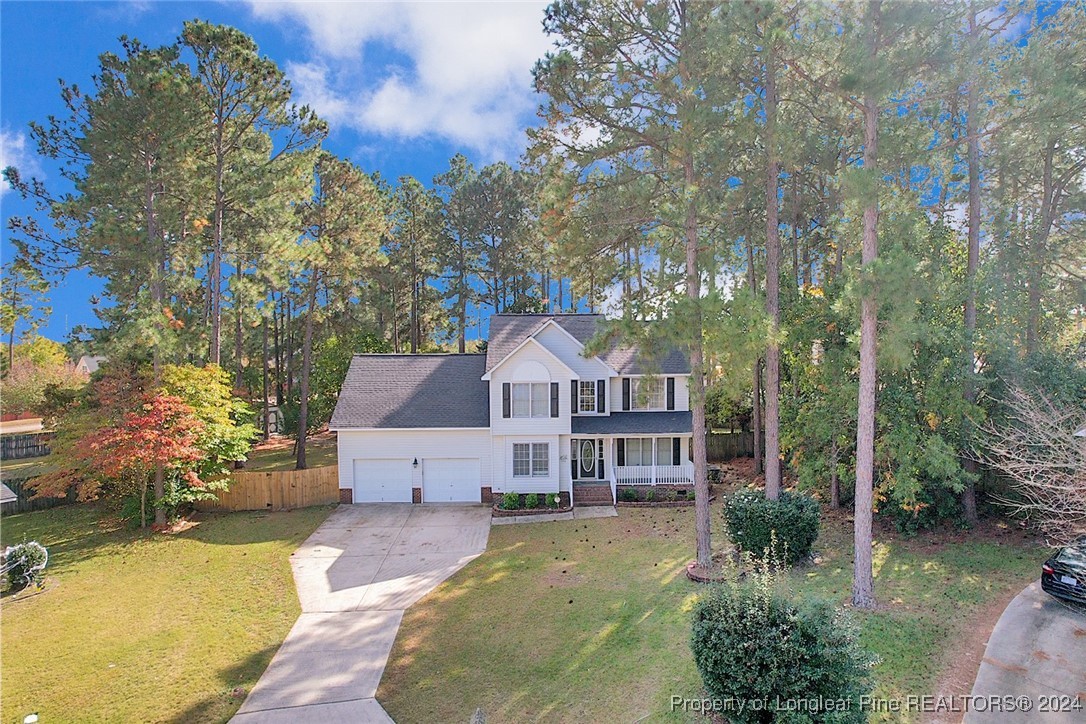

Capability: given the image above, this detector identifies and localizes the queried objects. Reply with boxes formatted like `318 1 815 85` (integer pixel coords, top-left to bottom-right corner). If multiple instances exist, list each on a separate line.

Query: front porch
612 463 695 485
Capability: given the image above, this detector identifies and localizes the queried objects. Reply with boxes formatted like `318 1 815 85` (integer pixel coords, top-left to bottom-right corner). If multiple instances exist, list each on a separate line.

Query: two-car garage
350 456 483 503
330 354 493 505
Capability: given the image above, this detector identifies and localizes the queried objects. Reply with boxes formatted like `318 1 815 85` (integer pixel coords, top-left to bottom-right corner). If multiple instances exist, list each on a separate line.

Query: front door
579 439 596 479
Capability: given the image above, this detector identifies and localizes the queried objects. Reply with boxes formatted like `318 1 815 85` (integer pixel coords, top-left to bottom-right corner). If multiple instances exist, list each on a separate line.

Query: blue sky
1 0 552 343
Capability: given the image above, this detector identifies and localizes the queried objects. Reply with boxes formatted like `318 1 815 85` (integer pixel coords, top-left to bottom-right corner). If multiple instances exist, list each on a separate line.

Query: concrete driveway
232 504 491 723
967 581 1086 723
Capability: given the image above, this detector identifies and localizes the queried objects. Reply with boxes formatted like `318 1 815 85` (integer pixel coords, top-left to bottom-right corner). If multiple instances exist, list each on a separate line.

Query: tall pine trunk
684 151 712 568
146 169 167 527
262 310 271 442
296 269 318 470
210 128 225 364
852 0 881 610
745 237 764 474
961 4 981 525
763 44 782 500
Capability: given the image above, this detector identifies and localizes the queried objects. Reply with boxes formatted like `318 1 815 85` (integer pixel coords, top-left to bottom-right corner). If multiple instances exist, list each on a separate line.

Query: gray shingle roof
485 314 689 375
330 354 490 429
571 411 692 435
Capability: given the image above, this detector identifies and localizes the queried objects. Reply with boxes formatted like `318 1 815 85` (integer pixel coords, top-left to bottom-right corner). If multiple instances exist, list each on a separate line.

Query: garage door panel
423 458 481 503
353 458 412 503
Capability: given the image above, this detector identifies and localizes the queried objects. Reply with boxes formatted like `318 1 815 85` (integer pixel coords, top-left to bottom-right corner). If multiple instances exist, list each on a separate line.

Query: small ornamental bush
691 576 876 724
619 488 638 502
525 493 540 509
724 489 820 565
501 492 520 510
3 541 49 591
644 489 656 502
664 488 678 502
545 493 560 508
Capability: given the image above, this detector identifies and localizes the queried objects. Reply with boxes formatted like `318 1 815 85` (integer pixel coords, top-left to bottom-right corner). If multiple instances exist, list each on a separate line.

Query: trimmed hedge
723 489 820 565
691 581 875 723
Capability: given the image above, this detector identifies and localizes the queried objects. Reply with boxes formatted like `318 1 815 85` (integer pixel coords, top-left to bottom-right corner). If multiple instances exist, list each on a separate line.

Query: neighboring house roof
484 314 689 375
330 354 490 430
76 355 106 374
0 483 17 505
1076 427 1086 438
571 411 693 435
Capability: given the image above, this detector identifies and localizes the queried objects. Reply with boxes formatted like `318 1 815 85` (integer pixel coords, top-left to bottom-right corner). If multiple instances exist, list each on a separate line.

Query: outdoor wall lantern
413 458 419 468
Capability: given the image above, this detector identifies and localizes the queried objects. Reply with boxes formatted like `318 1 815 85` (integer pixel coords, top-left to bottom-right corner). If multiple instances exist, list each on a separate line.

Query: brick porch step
574 483 614 507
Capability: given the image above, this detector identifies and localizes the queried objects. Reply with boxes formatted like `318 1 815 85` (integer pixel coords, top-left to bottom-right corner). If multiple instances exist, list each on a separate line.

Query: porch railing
614 463 694 485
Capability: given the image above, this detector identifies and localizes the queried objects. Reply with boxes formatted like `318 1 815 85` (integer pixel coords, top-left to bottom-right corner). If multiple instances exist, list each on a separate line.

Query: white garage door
353 458 413 503
423 458 481 503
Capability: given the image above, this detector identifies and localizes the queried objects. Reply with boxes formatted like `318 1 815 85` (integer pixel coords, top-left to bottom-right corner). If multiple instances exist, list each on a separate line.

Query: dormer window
579 381 597 413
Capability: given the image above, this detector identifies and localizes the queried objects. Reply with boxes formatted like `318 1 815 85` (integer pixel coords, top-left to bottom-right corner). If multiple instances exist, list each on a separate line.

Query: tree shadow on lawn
0 504 335 579
164 644 280 724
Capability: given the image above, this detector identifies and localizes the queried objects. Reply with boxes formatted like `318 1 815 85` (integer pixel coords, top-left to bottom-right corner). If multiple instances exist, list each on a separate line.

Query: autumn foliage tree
32 363 251 527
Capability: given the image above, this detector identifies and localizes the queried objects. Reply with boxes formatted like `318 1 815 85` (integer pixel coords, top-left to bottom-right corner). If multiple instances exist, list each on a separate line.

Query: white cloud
0 127 43 197
247 1 553 158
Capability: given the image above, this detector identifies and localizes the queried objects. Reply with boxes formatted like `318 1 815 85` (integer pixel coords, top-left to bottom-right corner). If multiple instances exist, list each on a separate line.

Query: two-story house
329 313 693 506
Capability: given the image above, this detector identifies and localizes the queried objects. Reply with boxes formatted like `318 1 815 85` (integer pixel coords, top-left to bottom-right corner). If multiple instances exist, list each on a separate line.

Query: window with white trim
512 382 549 418
624 437 655 466
656 437 675 465
631 378 665 410
513 442 549 477
579 380 596 413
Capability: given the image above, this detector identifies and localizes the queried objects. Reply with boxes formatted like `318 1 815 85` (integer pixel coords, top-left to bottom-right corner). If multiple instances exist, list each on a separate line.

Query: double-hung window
513 442 549 477
579 380 596 413
512 382 550 418
624 437 655 466
631 378 665 410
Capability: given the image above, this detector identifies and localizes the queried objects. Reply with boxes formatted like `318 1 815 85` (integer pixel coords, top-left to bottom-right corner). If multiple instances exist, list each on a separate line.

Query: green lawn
378 501 1041 723
0 503 334 723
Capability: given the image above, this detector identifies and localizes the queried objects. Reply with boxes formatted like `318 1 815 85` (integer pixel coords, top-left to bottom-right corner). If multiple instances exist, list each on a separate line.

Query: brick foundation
338 488 353 504
412 487 422 504
480 486 493 505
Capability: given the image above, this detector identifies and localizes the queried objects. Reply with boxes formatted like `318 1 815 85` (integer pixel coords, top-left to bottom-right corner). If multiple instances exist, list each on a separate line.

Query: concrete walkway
967 581 1086 723
232 504 491 724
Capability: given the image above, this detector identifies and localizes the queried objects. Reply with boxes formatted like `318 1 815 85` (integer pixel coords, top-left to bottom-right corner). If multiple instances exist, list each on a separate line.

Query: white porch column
651 438 657 486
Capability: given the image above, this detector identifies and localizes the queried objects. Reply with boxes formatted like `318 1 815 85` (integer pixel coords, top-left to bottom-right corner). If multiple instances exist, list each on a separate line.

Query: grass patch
378 502 1040 723
0 503 333 723
244 432 337 472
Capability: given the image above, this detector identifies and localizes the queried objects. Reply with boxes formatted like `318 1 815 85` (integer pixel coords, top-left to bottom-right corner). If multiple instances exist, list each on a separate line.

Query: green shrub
723 489 820 565
644 488 656 502
664 488 678 502
691 578 875 724
525 493 540 508
619 487 638 502
545 493 560 508
501 492 520 510
3 541 49 591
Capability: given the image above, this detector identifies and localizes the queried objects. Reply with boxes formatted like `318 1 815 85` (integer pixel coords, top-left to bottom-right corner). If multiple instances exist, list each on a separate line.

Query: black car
1041 540 1086 604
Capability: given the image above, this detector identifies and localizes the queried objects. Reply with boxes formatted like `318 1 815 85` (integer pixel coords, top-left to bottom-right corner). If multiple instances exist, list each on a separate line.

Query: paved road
967 581 1086 723
232 504 492 724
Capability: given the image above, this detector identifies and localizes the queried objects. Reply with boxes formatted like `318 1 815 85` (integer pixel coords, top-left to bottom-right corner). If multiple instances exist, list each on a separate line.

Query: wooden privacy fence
1 476 77 514
1 432 54 461
198 465 339 512
706 431 763 462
